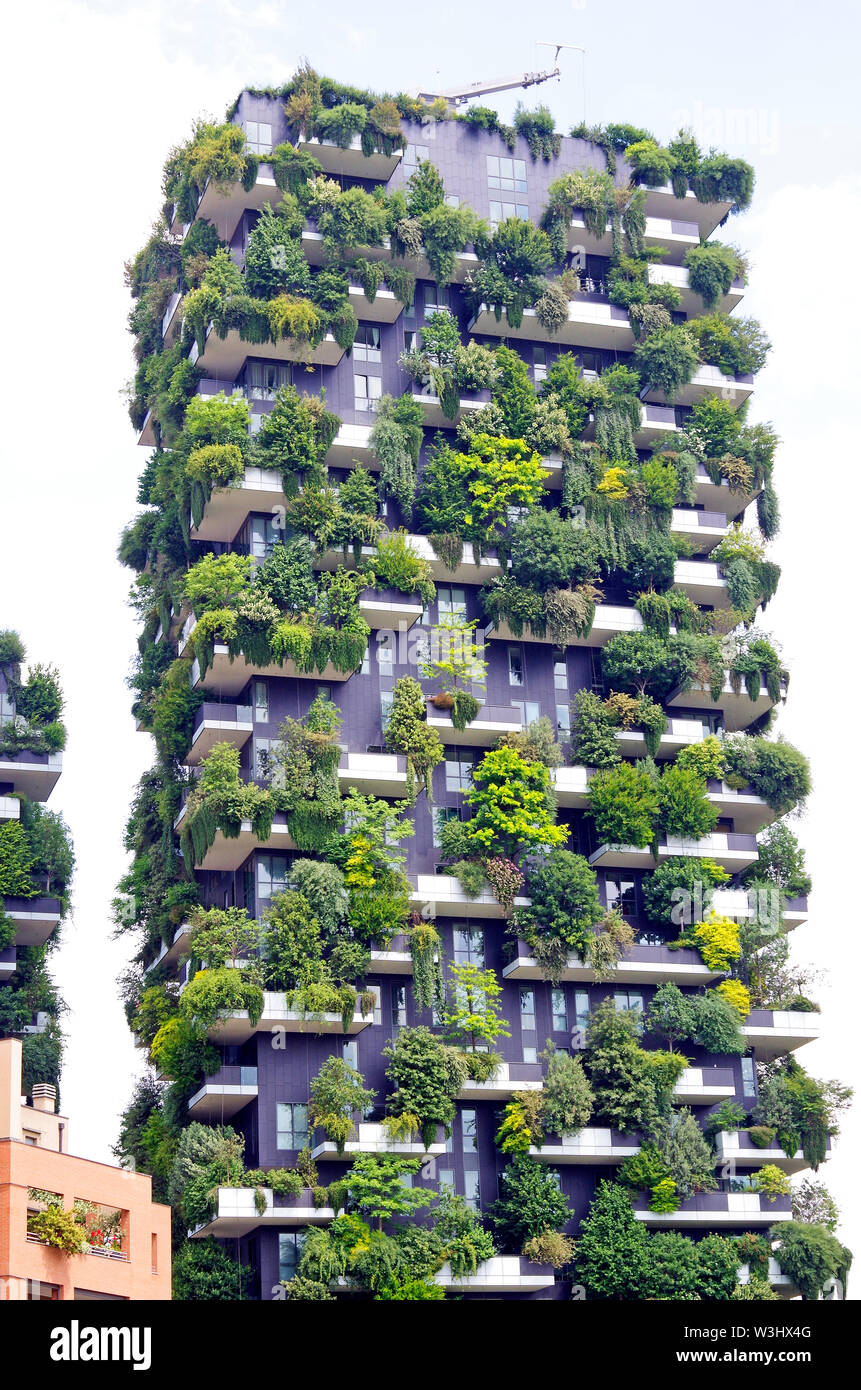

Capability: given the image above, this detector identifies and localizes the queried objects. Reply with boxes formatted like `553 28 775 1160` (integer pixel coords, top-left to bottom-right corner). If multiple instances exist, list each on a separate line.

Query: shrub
642 856 729 928
573 1180 649 1299
684 242 743 310
539 1042 593 1135
514 850 603 970
716 978 751 1019
587 761 658 847
633 325 698 400
522 1229 575 1268
308 1056 375 1156
490 1157 571 1250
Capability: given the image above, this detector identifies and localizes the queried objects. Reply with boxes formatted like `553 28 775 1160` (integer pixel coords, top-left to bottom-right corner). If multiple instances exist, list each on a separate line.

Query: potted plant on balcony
420 615 487 730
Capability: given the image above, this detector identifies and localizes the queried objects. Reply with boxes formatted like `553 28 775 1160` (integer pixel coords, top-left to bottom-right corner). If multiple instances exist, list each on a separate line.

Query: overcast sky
2 0 859 1282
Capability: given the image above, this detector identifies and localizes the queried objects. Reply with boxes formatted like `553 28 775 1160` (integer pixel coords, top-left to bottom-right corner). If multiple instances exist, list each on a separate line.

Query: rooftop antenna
416 43 584 108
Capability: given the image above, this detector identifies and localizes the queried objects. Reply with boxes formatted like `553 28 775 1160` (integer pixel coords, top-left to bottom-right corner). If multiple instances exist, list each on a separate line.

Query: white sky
2 0 859 1282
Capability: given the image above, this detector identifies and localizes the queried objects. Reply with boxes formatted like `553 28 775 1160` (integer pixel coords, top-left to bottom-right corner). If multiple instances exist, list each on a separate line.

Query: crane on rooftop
417 43 584 107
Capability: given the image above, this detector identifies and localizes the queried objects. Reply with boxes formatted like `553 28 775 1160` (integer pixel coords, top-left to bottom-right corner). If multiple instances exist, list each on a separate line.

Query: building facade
120 72 846 1300
0 1038 171 1300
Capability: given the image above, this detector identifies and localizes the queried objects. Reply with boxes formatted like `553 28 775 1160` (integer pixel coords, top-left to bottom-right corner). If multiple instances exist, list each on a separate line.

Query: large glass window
605 876 637 919
461 1108 478 1153
614 990 644 1018
453 926 484 966
245 360 291 400
519 988 536 1032
253 680 269 722
437 585 467 618
551 989 567 1032
391 984 407 1030
250 515 280 559
486 155 527 192
354 373 382 412
244 121 272 155
278 1233 301 1282
404 143 430 166
464 1170 480 1211
508 646 525 687
257 854 289 901
276 1103 308 1151
353 324 381 363
445 751 474 794
742 1057 757 1099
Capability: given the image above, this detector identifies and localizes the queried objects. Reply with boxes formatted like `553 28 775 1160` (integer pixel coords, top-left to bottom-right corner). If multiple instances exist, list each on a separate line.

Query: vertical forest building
118 69 850 1301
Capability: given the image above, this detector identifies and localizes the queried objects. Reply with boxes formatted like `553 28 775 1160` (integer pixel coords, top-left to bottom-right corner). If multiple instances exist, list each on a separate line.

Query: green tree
573 1180 650 1299
443 962 511 1052
587 761 658 848
347 1153 431 1229
308 1056 376 1156
383 1026 462 1148
539 1042 593 1135
771 1222 852 1301
490 1156 571 1251
464 744 566 858
646 982 697 1051
172 1237 249 1300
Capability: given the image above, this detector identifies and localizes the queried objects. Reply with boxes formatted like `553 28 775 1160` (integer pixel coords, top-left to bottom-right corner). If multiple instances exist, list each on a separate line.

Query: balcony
348 285 403 324
338 751 408 797
670 507 728 553
144 923 194 976
137 409 157 448
705 780 775 835
503 940 722 986
614 715 713 760
640 185 734 239
400 534 501 586
358 587 424 630
301 226 478 284
742 1009 821 1060
635 1191 792 1227
427 703 523 748
191 644 354 696
190 466 285 543
411 391 486 429
186 702 253 765
642 362 754 408
674 1067 737 1104
190 165 281 242
187 1065 259 1118
192 1186 336 1239
206 989 376 1044
434 1254 555 1293
174 806 297 871
694 463 760 520
672 559 730 608
486 603 643 648
567 211 701 264
657 831 759 873
192 322 345 378
715 1129 830 1176
0 796 20 821
457 1060 543 1101
326 422 375 468
411 873 528 919
588 843 654 870
369 933 413 975
295 134 403 181
161 290 183 345
469 298 634 351
738 1257 798 1298
712 887 809 932
0 750 62 801
551 765 591 808
666 672 785 732
2 896 62 947
531 1128 642 1164
311 1122 446 1162
647 262 744 315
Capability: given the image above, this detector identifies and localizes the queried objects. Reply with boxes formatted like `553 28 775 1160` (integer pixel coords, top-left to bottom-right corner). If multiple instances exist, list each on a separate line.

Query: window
244 120 272 155
376 632 394 670
519 988 536 1033
437 585 467 618
253 736 271 780
489 200 529 227
278 1233 301 1282
404 143 430 166
380 690 394 730
453 926 484 966
533 345 547 383
508 646 525 687
554 659 568 692
355 372 382 413
276 1102 309 1151
391 984 407 1030
742 1057 757 1099
605 876 637 919
257 854 289 901
437 1168 455 1192
23 1131 38 1146
512 699 540 728
353 324 381 363
0 691 15 725
551 989 567 1032
423 283 451 315
614 990 644 1018
245 360 291 400
342 1040 358 1070
445 751 474 794
574 990 590 1030
250 515 280 559
590 648 604 693
556 703 571 736
578 350 600 380
253 680 269 722
461 1109 478 1153
486 155 527 193
464 1170 480 1211
433 806 461 849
